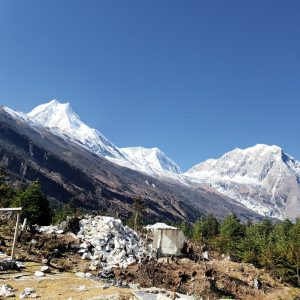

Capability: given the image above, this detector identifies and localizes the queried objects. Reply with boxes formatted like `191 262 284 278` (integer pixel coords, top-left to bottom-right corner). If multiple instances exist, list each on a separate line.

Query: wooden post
11 212 20 260
21 218 27 232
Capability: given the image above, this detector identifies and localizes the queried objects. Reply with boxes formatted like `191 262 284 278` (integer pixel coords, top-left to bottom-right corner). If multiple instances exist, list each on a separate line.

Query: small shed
144 223 186 257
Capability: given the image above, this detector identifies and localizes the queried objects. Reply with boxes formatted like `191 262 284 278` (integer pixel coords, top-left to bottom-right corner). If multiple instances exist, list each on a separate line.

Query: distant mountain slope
0 105 260 222
185 144 300 220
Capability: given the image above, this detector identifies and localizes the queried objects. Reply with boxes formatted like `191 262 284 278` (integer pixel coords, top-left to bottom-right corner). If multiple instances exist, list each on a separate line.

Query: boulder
202 251 210 261
75 272 86 278
40 266 51 273
81 252 92 260
19 288 37 298
0 284 15 297
34 271 45 277
253 278 262 290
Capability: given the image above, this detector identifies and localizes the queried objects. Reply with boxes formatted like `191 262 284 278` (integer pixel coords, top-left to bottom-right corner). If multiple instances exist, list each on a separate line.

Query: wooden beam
0 207 22 212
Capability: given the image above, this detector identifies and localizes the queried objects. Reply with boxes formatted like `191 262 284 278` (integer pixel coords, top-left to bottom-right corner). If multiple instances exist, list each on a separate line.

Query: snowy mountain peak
27 99 81 132
234 144 282 155
186 144 298 184
27 100 124 159
120 146 182 174
26 100 181 176
185 144 300 220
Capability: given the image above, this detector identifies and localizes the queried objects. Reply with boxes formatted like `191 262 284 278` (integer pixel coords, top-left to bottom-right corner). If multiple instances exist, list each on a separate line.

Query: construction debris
76 216 148 270
34 271 45 277
253 277 262 290
34 225 64 234
201 251 210 261
0 284 15 298
19 288 37 298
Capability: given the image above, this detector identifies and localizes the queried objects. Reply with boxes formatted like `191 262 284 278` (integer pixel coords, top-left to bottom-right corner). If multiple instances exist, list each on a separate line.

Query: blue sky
1 1 300 171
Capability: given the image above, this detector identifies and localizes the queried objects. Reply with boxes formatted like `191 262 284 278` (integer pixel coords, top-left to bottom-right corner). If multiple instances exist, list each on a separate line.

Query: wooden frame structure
0 207 22 260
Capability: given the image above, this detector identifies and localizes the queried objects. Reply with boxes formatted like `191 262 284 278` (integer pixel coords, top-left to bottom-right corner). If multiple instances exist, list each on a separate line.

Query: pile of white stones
77 216 148 270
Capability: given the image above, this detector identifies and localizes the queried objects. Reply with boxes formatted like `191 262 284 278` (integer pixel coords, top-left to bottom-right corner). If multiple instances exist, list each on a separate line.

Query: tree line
0 164 75 225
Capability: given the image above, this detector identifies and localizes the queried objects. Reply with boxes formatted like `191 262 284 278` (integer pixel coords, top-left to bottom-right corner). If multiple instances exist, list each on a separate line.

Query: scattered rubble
0 284 15 298
34 224 65 234
40 266 51 273
201 251 210 261
34 271 45 277
76 271 86 278
253 277 262 290
221 254 232 261
133 289 196 300
76 285 86 292
19 288 37 298
0 260 21 271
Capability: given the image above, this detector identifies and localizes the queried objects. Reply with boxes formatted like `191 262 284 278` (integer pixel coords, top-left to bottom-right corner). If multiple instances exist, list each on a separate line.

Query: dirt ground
116 257 300 300
1 227 300 299
0 261 134 300
2 258 298 300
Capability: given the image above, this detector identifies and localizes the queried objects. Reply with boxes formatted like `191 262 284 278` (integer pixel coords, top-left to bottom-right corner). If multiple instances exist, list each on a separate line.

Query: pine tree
192 214 219 242
218 214 245 254
132 197 146 231
11 181 52 225
52 201 77 223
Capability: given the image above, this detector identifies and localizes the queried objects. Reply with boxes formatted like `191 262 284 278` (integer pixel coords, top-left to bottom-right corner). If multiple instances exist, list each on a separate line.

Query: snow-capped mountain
4 99 300 220
120 146 181 174
25 100 180 177
185 144 300 220
27 100 124 159
0 105 261 221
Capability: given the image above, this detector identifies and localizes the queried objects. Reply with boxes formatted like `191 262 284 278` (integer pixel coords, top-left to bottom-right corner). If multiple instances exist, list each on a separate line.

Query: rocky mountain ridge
0 105 259 221
26 100 181 177
3 99 300 220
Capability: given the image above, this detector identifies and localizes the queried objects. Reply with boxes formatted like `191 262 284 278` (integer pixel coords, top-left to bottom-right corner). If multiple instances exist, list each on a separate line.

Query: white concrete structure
145 223 186 257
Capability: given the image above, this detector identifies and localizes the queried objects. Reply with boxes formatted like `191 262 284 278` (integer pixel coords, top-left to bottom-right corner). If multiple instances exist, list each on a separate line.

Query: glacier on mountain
121 147 181 174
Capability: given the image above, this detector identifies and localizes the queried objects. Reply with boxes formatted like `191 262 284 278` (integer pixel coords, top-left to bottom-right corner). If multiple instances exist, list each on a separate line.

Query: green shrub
11 181 52 225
